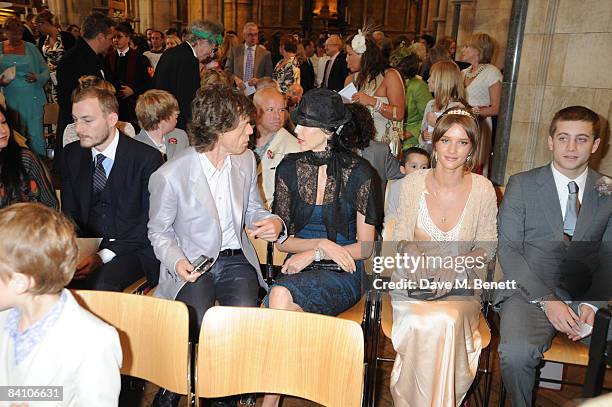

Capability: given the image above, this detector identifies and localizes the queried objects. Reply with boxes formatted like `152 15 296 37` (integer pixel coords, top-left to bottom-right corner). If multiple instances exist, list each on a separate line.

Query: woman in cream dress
387 107 498 407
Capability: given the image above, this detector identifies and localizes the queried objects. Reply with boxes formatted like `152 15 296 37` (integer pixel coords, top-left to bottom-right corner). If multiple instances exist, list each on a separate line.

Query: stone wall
507 0 612 180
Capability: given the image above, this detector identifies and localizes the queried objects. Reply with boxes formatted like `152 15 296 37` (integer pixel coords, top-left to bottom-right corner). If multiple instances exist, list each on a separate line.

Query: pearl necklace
464 64 487 79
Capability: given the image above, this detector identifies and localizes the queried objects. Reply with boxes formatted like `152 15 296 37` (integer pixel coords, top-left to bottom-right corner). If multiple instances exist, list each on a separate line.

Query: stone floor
128 330 610 407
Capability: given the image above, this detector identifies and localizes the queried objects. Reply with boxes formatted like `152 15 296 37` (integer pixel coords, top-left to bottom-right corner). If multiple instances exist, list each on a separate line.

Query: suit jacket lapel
106 134 127 209
253 46 262 76
237 46 245 77
572 169 599 241
229 155 246 240
536 166 564 239
188 149 218 220
165 137 176 159
78 148 93 224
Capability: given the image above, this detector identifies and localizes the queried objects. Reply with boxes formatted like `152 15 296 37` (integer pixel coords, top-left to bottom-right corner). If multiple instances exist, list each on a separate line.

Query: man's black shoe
151 388 181 407
209 396 237 407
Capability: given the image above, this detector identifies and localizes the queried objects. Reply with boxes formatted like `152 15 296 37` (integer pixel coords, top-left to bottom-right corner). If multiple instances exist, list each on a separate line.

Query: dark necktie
563 181 580 239
93 154 107 194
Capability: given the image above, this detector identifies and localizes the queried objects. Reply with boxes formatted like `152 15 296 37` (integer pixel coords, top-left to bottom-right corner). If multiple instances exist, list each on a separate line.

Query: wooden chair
195 306 364 407
498 307 612 406
72 290 191 397
43 103 59 126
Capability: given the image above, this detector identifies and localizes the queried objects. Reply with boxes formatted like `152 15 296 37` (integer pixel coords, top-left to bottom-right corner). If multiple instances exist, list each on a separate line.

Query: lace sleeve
355 164 383 227
272 162 294 235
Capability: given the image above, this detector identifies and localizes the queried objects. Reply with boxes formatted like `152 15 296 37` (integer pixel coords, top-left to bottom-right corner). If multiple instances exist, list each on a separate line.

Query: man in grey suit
148 84 285 407
225 22 273 93
496 106 612 407
134 89 189 162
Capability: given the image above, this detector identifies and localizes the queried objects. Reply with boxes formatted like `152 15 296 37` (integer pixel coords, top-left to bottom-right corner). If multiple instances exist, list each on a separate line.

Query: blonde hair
464 32 495 64
218 32 240 62
0 203 78 295
135 89 179 131
200 69 232 88
78 75 116 94
165 34 181 48
429 61 467 111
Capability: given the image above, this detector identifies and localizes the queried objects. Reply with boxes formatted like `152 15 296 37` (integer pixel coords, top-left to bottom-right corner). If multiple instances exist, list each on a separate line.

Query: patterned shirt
4 290 68 365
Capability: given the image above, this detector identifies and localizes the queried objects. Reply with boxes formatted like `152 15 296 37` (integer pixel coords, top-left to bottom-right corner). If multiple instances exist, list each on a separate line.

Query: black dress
264 151 382 315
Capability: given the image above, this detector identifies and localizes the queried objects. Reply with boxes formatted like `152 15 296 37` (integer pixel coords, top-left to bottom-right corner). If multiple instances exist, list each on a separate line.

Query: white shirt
142 130 166 155
316 55 330 87
116 48 129 57
324 51 340 87
187 41 197 59
199 154 241 250
550 162 587 219
91 130 120 264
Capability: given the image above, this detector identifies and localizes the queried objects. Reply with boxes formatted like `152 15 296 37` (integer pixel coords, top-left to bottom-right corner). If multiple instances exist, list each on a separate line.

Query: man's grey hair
183 20 224 46
243 22 258 32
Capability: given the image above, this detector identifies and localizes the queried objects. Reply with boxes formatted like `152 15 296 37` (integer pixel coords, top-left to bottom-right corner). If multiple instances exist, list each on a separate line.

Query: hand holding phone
191 255 214 274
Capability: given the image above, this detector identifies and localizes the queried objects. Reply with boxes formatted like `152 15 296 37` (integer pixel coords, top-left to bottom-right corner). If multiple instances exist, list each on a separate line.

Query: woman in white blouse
460 33 502 175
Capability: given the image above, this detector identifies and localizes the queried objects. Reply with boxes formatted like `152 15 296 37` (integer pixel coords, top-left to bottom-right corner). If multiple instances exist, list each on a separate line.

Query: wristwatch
534 294 558 311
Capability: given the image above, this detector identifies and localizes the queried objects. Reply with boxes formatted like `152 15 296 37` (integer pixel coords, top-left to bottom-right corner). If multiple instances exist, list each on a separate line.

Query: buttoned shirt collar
117 47 129 57
92 128 120 162
551 162 588 219
5 290 68 365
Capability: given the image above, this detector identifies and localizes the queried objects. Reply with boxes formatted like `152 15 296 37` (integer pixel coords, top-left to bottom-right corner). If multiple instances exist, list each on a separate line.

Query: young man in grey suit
496 106 612 407
225 22 273 93
148 84 285 406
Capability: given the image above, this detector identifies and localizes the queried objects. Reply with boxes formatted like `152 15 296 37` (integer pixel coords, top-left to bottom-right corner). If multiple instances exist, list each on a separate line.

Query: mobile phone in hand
191 255 214 274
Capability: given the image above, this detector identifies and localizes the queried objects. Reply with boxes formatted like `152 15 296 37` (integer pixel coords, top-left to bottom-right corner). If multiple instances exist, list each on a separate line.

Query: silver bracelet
374 98 383 112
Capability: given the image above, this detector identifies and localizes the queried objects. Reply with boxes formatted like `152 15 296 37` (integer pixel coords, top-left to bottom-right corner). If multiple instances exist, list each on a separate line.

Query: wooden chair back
72 290 191 395
43 103 59 126
196 306 364 407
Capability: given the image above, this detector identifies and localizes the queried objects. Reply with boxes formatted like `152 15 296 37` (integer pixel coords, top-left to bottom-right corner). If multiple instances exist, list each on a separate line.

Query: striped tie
93 154 107 194
244 46 254 82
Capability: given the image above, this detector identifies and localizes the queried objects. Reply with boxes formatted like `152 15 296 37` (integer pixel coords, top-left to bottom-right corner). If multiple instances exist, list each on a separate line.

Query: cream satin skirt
390 298 483 407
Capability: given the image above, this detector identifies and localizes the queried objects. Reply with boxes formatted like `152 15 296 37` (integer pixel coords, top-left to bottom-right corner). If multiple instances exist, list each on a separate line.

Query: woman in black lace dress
265 87 381 312
262 87 381 406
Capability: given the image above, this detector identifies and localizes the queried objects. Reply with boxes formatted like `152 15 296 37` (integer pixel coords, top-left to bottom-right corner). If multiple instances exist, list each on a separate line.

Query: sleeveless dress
389 170 498 407
265 151 382 315
353 71 403 155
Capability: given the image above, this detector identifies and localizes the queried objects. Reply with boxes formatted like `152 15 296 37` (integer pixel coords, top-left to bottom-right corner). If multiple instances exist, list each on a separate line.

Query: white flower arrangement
351 30 367 55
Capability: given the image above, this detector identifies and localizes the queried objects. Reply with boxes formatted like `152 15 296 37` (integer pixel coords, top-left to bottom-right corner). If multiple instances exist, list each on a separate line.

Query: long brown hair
347 34 387 91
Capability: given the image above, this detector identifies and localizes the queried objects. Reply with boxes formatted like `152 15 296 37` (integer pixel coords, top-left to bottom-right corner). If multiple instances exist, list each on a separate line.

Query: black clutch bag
302 260 343 273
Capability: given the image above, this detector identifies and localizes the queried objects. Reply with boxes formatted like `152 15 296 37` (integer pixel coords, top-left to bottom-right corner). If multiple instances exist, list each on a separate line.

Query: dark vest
87 179 116 239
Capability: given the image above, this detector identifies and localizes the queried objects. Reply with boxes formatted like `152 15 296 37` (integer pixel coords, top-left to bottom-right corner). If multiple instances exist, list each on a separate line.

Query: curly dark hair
0 105 25 203
188 84 256 152
81 12 115 40
280 33 298 54
347 34 387 91
344 103 376 150
396 53 420 79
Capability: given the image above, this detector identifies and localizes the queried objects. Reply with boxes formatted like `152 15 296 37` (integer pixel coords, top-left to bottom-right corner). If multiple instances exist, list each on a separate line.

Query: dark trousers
175 252 260 340
70 253 156 292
